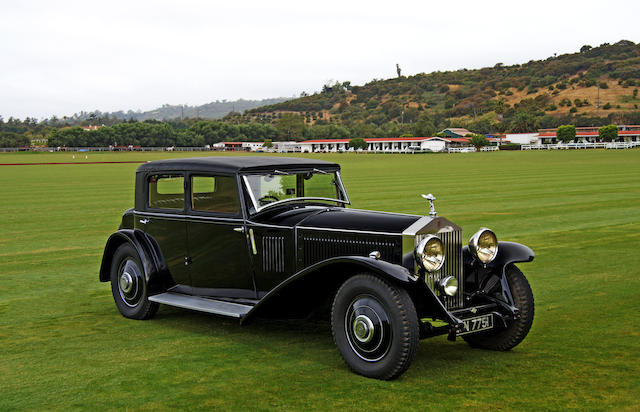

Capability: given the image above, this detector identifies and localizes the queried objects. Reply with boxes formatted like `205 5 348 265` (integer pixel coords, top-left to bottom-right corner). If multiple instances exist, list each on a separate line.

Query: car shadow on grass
150 305 523 379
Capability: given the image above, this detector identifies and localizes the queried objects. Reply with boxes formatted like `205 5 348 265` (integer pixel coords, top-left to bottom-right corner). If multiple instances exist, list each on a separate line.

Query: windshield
244 170 348 212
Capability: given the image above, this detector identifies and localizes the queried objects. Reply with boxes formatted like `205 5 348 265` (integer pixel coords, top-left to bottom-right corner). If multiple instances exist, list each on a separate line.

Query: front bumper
419 301 518 341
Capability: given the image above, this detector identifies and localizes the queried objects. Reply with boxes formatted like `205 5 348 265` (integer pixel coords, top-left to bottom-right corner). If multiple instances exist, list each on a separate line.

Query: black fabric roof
137 156 340 174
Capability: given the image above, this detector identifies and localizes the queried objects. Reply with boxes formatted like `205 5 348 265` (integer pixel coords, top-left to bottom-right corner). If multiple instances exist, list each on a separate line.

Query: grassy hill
69 98 289 122
246 40 640 134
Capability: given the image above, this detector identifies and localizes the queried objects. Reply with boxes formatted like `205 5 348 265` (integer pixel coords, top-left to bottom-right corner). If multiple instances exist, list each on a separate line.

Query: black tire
463 264 534 350
331 273 419 380
109 243 158 320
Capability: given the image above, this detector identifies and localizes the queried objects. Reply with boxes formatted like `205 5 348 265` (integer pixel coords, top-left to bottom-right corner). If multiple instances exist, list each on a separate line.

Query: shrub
557 125 576 142
599 82 609 89
569 107 578 113
499 143 521 150
603 102 612 110
598 124 618 141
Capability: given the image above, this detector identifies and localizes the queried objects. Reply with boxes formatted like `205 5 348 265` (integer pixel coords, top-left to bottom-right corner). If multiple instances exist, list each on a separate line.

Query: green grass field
1 150 639 411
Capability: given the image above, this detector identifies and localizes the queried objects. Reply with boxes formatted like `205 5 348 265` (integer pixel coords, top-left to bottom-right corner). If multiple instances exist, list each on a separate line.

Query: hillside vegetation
3 41 640 148
246 40 640 135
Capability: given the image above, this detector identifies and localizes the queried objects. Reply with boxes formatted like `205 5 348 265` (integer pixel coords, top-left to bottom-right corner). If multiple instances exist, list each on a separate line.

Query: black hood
295 208 421 234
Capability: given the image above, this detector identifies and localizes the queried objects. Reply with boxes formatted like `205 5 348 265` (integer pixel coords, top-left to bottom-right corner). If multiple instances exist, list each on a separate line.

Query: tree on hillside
470 134 489 150
580 45 592 53
349 138 367 150
275 113 306 140
412 113 436 136
509 112 538 133
557 125 576 142
598 124 618 142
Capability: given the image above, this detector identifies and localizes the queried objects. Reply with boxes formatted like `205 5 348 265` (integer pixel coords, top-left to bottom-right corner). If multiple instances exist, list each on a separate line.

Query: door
186 174 254 298
136 173 191 287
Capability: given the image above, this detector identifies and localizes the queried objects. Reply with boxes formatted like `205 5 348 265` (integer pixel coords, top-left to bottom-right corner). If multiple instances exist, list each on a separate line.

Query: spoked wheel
110 244 158 320
331 274 419 380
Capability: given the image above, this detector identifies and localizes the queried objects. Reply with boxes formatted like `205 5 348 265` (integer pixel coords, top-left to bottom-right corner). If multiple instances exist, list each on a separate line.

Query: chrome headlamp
439 276 458 296
415 235 445 272
469 228 498 264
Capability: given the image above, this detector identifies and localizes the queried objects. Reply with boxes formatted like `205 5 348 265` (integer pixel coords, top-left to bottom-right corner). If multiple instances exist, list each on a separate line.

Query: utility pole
596 84 600 117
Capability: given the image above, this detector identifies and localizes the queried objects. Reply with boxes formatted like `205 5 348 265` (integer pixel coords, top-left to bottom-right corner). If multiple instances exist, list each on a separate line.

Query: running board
149 292 253 318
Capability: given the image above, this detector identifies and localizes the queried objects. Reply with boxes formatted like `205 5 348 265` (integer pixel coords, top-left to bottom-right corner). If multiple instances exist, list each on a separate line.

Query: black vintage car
100 156 534 379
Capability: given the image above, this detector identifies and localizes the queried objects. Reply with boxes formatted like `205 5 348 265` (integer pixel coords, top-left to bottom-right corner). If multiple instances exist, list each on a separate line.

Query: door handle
233 227 245 233
139 218 150 224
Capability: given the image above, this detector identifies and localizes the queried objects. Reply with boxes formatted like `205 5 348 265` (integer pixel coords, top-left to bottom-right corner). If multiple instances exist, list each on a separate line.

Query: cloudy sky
1 0 639 119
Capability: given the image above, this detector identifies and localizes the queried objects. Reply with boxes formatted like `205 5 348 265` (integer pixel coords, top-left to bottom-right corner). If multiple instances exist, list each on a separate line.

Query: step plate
149 292 253 318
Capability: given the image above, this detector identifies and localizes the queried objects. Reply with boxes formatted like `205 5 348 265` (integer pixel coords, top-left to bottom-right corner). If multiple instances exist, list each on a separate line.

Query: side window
191 175 240 215
148 174 184 210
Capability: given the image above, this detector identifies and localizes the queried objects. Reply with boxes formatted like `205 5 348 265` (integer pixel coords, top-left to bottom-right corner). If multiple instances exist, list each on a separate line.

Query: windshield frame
242 169 350 214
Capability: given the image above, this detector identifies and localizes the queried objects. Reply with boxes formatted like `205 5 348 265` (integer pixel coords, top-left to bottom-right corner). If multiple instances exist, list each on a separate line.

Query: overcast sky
1 0 639 120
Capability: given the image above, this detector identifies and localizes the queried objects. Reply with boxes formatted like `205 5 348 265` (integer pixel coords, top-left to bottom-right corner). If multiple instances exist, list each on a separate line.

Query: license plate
459 314 493 335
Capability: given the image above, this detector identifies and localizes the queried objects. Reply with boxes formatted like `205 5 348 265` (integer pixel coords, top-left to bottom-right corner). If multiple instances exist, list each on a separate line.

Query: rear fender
99 230 165 288
241 256 416 324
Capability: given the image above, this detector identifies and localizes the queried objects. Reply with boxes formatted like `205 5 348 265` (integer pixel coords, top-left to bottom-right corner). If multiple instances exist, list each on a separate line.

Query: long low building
299 137 476 153
506 130 640 144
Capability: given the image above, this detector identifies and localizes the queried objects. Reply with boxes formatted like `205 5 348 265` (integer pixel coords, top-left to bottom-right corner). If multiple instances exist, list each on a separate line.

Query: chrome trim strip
402 216 435 236
346 208 422 218
249 228 257 255
297 226 402 237
246 222 292 230
335 171 351 204
134 210 242 222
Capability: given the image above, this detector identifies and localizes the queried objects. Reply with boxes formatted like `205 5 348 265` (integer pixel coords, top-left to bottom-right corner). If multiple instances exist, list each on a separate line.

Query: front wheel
463 264 534 350
109 243 158 320
331 274 419 380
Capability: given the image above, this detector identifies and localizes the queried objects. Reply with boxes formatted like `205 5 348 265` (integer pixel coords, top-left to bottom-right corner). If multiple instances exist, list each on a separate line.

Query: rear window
191 175 240 214
148 174 184 210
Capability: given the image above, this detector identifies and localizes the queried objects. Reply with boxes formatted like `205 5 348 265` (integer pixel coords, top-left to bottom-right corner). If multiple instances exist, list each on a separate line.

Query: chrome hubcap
118 259 143 307
353 315 374 343
345 294 392 362
120 272 133 293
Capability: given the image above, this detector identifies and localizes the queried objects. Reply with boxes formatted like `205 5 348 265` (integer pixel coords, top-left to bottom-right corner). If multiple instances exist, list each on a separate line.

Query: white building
272 141 301 153
505 133 541 145
241 142 264 151
299 137 451 153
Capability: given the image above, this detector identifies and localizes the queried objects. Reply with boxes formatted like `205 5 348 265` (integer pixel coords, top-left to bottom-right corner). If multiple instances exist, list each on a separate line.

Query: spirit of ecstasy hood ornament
421 193 437 217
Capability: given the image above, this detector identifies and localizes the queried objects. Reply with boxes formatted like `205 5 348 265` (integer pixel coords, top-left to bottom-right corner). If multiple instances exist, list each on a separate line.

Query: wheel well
99 237 130 282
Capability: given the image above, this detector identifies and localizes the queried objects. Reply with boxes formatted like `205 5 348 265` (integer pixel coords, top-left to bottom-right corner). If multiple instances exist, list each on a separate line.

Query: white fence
521 142 640 150
448 147 476 153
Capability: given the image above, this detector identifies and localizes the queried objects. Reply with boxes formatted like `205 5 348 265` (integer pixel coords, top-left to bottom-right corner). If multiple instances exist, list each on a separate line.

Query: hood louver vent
301 233 400 267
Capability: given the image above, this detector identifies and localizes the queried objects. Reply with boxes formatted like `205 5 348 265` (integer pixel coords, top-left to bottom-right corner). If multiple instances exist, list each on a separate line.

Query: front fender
464 241 534 275
241 256 416 324
464 241 534 307
99 229 161 284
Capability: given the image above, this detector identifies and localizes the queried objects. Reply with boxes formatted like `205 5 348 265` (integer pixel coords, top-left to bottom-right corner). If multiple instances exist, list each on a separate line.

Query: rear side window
191 175 240 214
148 174 184 210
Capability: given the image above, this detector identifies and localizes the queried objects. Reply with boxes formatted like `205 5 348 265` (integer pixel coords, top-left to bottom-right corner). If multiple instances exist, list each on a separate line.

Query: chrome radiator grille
417 229 464 309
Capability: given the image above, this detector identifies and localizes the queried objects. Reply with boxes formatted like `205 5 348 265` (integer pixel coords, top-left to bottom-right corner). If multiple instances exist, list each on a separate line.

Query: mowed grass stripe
0 150 638 410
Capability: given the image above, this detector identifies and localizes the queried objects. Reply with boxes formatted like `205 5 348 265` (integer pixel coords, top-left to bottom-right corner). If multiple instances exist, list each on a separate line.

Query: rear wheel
109 243 158 320
331 274 419 380
463 264 534 350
